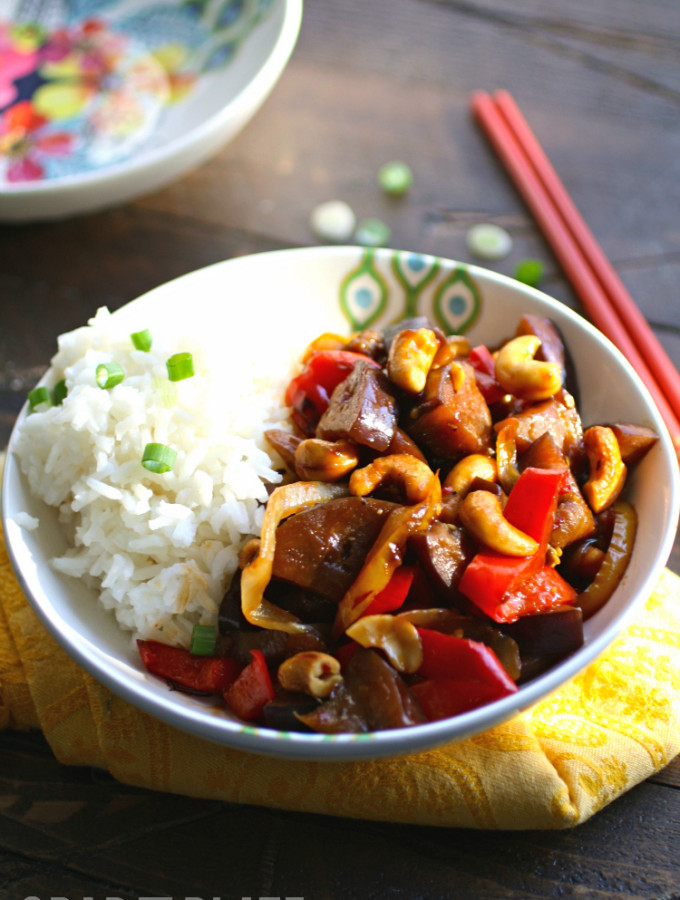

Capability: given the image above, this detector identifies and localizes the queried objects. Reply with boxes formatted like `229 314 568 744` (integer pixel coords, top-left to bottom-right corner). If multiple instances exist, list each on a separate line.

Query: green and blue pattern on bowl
339 249 482 335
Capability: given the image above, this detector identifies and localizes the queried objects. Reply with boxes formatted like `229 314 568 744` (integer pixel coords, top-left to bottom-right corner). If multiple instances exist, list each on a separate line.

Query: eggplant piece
345 648 426 730
262 690 319 731
265 579 337 624
218 570 257 635
495 389 585 470
298 649 426 733
272 496 396 603
610 423 659 465
225 629 326 667
408 362 493 459
264 429 302 471
560 537 607 588
386 426 427 461
317 359 398 451
501 605 583 658
343 329 387 363
410 521 473 600
439 491 463 524
295 684 367 734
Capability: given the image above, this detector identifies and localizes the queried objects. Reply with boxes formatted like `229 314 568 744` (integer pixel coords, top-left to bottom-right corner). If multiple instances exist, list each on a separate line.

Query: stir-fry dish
137 315 658 733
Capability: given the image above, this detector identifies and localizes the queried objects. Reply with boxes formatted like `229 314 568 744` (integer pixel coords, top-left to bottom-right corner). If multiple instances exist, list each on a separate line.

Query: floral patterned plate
0 0 302 220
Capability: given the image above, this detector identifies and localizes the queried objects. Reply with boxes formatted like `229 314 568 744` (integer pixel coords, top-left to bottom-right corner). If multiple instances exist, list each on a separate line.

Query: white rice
13 307 293 648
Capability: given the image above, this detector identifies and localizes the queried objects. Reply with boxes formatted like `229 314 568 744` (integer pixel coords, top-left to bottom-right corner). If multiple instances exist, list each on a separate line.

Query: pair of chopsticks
470 89 680 454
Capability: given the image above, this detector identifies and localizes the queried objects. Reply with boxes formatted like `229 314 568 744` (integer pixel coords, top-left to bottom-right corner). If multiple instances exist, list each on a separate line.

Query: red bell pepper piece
412 679 511 721
137 640 241 694
224 649 275 722
416 628 518 694
502 466 566 545
363 565 416 616
492 564 577 622
468 344 505 404
285 350 378 433
458 467 569 622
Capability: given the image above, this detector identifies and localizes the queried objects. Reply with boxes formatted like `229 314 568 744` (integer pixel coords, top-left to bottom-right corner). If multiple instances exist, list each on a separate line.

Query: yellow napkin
2 522 680 830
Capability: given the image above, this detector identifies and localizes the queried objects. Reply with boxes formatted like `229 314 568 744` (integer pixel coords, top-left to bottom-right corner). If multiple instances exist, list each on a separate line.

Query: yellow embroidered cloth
1 520 679 830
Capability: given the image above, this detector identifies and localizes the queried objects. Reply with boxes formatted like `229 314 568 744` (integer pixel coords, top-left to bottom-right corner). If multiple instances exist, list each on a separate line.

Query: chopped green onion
166 352 195 382
190 624 217 656
28 386 52 411
466 223 512 261
355 217 392 247
514 258 545 288
131 329 153 352
142 442 177 474
53 379 68 406
378 160 413 196
96 362 125 389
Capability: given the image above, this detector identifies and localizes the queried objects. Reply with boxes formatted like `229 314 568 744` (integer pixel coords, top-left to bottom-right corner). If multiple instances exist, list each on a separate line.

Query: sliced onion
346 614 423 673
576 501 637 620
240 481 347 634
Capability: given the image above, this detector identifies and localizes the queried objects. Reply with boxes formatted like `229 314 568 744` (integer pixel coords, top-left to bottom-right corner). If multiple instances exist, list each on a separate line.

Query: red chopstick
470 89 680 451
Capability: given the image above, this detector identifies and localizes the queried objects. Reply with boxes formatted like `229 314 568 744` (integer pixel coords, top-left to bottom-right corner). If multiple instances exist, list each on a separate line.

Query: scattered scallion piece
310 200 356 243
190 624 218 656
166 352 195 382
355 217 392 247
131 328 153 352
514 258 544 288
96 362 125 389
53 379 68 406
27 386 52 411
466 223 512 261
141 442 177 474
378 160 413 196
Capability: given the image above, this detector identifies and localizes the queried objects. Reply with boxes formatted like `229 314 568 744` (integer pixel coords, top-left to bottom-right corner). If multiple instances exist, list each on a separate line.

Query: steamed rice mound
14 307 292 647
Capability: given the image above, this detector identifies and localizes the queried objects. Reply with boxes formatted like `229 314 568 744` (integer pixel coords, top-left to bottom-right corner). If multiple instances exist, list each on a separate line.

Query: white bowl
3 246 679 760
0 0 301 222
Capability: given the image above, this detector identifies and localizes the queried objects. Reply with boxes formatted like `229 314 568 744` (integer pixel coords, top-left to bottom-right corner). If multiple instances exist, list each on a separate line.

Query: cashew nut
443 454 497 496
449 360 467 391
431 334 471 369
387 328 440 393
349 453 436 504
277 651 343 698
294 438 360 482
583 425 627 513
345 615 423 673
459 490 539 556
495 334 562 401
495 419 520 493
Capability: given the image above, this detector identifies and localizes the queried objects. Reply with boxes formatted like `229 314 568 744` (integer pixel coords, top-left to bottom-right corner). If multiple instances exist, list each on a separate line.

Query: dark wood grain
2 731 680 900
2 0 680 897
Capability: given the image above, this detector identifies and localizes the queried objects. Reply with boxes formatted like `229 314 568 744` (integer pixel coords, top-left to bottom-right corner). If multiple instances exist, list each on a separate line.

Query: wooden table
2 1 680 896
